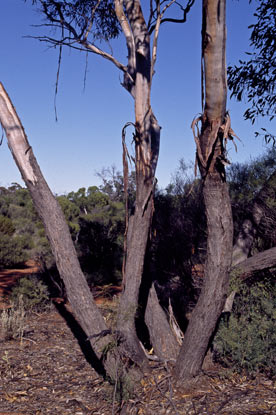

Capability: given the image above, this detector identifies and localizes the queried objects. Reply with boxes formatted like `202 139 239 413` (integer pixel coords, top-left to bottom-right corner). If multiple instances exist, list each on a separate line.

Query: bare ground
0 265 275 414
0 260 40 307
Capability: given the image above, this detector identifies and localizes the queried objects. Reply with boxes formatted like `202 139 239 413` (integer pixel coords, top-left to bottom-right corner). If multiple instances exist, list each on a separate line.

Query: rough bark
174 0 233 381
232 246 276 280
145 285 180 361
120 209 179 365
26 0 187 366
115 1 178 367
174 176 233 380
116 200 154 367
0 82 121 380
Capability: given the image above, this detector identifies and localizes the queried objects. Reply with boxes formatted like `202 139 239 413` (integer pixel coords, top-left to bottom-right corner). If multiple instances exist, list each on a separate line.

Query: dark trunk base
173 177 233 381
145 284 180 361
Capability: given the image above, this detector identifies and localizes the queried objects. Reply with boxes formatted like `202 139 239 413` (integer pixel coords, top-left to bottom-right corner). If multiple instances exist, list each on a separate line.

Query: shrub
10 275 50 312
0 296 26 341
213 275 276 377
0 215 15 236
0 233 29 268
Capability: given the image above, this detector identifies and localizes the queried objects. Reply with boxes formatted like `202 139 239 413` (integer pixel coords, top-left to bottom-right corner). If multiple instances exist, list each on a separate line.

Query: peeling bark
115 1 177 366
18 0 190 368
174 176 233 380
174 0 233 381
145 285 180 361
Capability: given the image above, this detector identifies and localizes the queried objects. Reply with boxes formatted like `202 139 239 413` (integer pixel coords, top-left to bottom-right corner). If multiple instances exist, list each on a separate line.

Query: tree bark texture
145 284 180 361
232 246 276 281
174 0 233 381
28 0 179 367
115 0 177 366
0 82 119 380
174 177 233 379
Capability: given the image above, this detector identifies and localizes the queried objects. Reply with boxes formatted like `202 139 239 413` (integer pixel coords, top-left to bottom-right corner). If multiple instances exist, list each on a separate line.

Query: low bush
0 233 29 269
10 275 50 312
213 274 276 377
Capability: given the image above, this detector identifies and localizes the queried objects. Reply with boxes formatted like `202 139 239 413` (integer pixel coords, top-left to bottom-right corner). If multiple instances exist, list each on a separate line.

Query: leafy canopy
228 0 276 141
29 0 121 41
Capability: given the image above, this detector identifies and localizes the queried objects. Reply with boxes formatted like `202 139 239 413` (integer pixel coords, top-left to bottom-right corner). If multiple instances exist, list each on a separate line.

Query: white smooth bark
0 83 37 185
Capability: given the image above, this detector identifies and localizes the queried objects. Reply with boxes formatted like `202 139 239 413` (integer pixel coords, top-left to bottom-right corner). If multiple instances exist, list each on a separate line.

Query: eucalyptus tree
228 0 276 142
174 0 276 381
27 0 194 365
227 0 276 260
174 0 234 381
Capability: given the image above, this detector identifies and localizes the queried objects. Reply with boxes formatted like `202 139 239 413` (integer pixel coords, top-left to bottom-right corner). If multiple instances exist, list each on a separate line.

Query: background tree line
3 148 276 277
1 149 276 375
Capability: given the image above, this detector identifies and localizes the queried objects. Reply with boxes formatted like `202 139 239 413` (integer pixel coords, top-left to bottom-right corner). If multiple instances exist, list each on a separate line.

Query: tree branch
151 0 162 83
80 39 128 74
28 32 128 75
32 1 127 75
114 0 136 96
83 0 102 40
232 246 276 280
149 0 195 35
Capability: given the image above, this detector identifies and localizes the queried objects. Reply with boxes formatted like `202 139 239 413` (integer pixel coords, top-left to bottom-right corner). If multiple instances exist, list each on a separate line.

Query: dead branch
148 0 195 35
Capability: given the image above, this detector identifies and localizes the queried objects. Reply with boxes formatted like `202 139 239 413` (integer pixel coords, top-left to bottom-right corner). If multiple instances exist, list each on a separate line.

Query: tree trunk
116 110 161 367
25 0 182 368
116 196 155 367
115 1 178 366
145 284 180 361
174 176 233 379
0 82 122 380
174 0 233 381
119 203 179 366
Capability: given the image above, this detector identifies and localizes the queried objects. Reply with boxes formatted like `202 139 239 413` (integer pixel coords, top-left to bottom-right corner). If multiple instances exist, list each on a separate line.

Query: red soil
0 260 40 308
0 260 122 309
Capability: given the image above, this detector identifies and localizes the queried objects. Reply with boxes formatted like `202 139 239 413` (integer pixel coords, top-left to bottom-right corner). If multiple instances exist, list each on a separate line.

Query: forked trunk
115 0 178 366
174 0 233 381
117 195 155 366
116 110 162 367
118 192 180 365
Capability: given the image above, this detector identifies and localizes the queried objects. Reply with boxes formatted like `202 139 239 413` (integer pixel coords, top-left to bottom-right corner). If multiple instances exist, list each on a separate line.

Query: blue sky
0 0 275 194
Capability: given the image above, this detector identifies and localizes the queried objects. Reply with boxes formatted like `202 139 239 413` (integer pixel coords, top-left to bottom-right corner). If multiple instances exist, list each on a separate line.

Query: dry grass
0 296 26 342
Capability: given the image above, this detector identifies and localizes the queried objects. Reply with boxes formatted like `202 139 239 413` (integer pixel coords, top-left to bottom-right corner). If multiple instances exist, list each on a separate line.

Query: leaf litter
0 301 275 415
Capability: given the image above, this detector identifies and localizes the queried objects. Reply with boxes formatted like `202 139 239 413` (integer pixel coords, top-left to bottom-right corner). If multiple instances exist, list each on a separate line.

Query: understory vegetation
214 273 276 377
1 152 276 377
